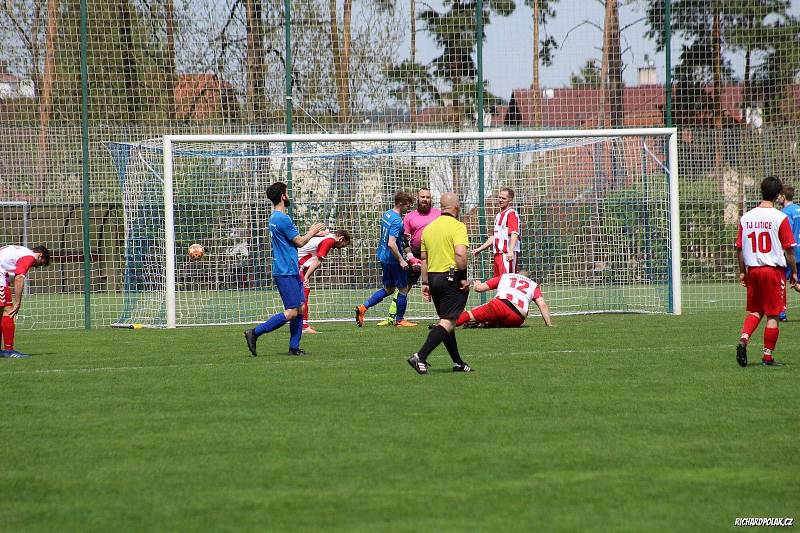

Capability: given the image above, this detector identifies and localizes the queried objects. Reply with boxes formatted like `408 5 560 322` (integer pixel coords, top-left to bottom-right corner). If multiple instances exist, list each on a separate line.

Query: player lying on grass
299 229 352 333
1 244 51 358
456 271 552 328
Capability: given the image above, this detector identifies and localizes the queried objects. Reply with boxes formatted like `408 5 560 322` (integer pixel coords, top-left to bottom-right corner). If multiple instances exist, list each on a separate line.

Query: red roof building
174 74 237 121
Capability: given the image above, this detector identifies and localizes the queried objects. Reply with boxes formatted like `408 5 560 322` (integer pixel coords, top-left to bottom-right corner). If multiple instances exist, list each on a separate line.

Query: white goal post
152 128 681 328
106 128 680 328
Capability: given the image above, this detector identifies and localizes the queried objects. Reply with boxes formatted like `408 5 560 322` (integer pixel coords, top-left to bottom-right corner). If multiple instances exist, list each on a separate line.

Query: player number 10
747 231 772 253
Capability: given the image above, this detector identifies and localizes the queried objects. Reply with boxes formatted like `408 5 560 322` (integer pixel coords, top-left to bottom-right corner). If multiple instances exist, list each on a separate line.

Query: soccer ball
188 243 205 260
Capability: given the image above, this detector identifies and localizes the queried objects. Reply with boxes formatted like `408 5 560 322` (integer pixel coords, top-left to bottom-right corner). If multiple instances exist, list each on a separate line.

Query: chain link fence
1 0 799 327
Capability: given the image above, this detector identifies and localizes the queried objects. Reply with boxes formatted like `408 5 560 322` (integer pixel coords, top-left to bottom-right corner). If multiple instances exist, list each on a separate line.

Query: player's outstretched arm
535 296 553 326
472 236 492 256
472 280 490 293
293 222 326 248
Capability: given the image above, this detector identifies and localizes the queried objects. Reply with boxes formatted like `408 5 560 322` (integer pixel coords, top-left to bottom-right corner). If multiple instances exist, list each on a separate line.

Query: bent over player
299 229 352 333
0 244 51 358
457 271 552 328
736 176 798 367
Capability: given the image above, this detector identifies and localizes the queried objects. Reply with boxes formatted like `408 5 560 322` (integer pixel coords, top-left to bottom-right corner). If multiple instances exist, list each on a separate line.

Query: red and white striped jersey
492 208 521 254
736 207 795 268
0 245 37 285
486 273 541 315
298 236 336 269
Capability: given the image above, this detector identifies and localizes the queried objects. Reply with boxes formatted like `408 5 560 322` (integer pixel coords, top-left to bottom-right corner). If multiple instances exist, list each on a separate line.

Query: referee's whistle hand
460 280 470 293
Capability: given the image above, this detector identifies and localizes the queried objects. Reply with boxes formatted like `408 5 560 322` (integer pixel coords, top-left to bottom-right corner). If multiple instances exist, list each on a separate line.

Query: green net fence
0 0 798 328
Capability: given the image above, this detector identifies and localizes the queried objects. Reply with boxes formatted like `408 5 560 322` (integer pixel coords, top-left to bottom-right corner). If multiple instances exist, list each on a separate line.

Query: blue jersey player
355 191 415 327
780 185 800 321
244 182 325 356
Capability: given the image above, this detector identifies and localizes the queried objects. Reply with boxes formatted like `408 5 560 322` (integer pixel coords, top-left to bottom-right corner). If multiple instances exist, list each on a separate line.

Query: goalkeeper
377 188 441 327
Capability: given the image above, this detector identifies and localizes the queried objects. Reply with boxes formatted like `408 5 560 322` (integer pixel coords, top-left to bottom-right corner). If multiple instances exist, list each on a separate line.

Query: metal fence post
80 0 92 329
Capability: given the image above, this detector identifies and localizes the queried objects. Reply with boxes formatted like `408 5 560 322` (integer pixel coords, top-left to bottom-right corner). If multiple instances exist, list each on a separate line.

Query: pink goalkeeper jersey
736 206 795 268
404 208 441 254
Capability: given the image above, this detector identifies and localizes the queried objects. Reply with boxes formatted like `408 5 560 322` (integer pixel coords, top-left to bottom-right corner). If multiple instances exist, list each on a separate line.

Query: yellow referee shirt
421 214 469 272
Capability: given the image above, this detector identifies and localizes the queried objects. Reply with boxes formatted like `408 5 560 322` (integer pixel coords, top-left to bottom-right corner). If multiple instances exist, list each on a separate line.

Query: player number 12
509 277 530 291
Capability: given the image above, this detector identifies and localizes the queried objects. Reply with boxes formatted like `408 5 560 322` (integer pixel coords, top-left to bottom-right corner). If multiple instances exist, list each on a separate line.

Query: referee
408 192 473 374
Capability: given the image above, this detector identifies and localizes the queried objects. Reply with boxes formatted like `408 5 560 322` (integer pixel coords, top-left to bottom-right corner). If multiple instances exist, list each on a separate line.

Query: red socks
456 311 470 327
1 315 14 350
303 288 310 322
764 327 779 352
741 314 761 338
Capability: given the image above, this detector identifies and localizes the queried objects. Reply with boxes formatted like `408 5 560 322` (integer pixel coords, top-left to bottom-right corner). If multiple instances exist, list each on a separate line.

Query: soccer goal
106 128 679 328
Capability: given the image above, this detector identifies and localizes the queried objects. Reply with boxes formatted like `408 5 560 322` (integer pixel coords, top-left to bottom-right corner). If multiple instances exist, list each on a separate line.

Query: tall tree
644 0 760 127
0 0 52 194
753 14 800 123
164 0 176 122
419 0 515 126
524 0 558 126
38 0 59 192
724 0 797 121
118 0 141 121
570 59 602 89
0 1 46 96
600 0 622 127
410 0 417 128
246 0 267 122
386 60 441 113
329 0 353 130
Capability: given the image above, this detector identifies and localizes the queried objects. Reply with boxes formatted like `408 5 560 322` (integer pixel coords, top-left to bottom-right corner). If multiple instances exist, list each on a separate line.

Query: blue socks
254 312 304 351
254 312 289 336
289 316 303 350
364 288 389 309
396 292 408 321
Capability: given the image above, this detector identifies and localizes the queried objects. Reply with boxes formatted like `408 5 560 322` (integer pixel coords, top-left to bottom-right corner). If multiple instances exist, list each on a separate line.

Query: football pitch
2 310 798 531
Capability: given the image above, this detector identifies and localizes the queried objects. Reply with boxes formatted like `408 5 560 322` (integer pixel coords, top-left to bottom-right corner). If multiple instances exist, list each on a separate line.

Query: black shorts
429 272 468 320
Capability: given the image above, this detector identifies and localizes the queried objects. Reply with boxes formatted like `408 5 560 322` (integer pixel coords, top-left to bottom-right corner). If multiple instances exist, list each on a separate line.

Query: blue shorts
381 262 408 289
274 274 305 310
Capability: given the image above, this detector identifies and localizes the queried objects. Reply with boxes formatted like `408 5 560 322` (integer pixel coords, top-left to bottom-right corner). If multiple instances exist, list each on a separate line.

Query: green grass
2 311 798 531
18 281 748 330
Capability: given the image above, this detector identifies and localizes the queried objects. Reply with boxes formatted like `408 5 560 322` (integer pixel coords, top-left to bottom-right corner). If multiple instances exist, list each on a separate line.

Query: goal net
105 129 680 328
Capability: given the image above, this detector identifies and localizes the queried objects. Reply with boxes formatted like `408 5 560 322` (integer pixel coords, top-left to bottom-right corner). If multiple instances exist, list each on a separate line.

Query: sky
406 0 662 99
405 0 800 100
